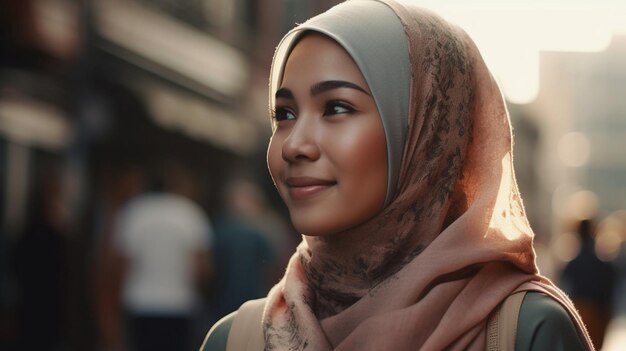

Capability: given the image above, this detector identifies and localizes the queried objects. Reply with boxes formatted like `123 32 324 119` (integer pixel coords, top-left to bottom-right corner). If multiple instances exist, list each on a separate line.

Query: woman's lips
286 177 336 201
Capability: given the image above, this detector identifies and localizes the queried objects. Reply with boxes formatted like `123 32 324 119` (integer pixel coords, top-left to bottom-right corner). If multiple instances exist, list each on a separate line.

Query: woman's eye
324 101 355 116
273 107 296 121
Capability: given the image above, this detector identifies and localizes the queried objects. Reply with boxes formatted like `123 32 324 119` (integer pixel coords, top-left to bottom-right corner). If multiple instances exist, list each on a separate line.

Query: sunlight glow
408 0 626 103
487 154 530 239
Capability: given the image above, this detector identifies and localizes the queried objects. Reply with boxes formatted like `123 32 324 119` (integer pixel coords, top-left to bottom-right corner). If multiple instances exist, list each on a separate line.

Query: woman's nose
281 119 321 163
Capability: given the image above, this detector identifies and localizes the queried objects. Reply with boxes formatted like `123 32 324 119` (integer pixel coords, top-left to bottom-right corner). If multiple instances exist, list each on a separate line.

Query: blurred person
207 179 277 325
610 211 626 316
224 178 296 282
113 166 213 351
13 170 69 351
561 219 616 349
93 165 145 351
616 262 626 319
601 211 626 351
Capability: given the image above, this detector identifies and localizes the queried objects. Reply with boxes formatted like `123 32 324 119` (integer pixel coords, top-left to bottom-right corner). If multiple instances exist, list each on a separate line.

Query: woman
203 0 594 350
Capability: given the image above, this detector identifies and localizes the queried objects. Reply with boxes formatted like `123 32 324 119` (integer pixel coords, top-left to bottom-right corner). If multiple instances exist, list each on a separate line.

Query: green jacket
201 292 586 351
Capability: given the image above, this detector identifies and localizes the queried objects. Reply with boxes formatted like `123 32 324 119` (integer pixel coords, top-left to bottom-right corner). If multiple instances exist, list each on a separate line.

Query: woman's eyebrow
311 80 370 96
275 88 294 100
275 80 370 100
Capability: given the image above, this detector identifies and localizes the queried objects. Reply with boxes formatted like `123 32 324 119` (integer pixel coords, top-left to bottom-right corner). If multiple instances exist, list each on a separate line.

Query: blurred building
570 36 626 214
0 0 339 349
513 35 626 231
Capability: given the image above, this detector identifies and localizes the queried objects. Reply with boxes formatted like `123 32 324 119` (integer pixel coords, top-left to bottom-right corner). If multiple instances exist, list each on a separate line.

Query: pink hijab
263 0 594 350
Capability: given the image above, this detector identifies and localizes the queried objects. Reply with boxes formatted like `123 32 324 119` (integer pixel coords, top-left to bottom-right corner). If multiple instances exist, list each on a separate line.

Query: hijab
263 0 594 350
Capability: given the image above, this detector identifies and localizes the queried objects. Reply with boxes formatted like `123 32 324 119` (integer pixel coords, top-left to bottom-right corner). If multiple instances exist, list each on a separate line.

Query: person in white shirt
115 168 212 351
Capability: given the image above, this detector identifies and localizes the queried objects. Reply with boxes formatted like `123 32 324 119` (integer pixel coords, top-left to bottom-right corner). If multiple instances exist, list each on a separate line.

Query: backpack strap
226 298 267 351
486 291 527 351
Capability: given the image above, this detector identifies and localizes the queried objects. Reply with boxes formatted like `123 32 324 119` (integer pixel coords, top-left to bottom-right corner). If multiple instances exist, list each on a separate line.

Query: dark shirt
208 216 275 324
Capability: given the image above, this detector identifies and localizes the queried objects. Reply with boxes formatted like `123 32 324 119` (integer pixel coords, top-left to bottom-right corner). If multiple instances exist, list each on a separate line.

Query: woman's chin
290 216 341 237
289 206 381 238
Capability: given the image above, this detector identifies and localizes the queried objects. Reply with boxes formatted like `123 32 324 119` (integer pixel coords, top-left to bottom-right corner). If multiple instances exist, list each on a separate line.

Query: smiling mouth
286 177 336 201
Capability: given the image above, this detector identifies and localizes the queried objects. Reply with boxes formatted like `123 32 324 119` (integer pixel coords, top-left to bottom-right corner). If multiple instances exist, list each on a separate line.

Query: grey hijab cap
269 0 410 206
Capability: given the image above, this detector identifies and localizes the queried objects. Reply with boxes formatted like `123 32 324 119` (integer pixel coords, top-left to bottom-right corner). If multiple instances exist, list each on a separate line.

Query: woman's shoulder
516 292 587 351
200 312 236 351
201 298 267 351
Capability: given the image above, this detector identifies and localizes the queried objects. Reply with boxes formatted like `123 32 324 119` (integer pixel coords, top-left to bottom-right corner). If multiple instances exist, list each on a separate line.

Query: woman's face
267 34 388 236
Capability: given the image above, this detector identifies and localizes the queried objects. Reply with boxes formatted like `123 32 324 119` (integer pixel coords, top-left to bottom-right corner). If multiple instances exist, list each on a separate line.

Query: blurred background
0 0 624 350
